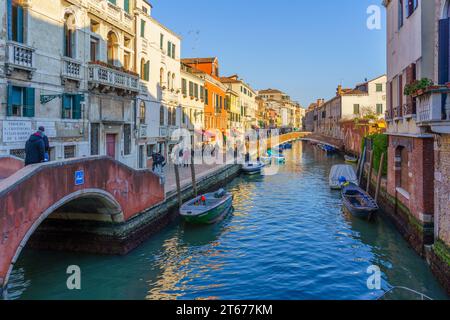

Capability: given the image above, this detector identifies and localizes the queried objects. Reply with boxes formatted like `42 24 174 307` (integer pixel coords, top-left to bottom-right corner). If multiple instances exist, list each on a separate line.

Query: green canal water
7 142 449 300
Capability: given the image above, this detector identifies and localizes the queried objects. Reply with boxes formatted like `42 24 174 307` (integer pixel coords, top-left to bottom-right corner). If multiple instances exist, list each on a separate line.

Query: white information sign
36 121 57 138
3 121 33 143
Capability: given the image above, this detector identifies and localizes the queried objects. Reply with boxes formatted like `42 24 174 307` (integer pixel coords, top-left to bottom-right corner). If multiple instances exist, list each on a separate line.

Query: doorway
106 134 116 159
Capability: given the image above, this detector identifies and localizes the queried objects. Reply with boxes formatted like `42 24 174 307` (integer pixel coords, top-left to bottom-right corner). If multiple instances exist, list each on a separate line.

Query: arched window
64 13 76 58
140 102 146 124
160 105 165 126
107 31 119 66
160 68 164 87
167 72 171 89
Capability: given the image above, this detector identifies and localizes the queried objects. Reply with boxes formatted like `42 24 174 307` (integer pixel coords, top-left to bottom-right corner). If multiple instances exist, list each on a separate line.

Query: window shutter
145 61 150 81
16 5 24 43
73 94 82 119
7 0 12 40
439 19 450 84
23 87 35 117
62 94 71 119
6 85 13 116
124 0 130 13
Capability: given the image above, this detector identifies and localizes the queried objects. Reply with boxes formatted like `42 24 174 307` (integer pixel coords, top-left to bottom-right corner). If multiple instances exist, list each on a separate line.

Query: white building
180 62 205 135
135 0 181 166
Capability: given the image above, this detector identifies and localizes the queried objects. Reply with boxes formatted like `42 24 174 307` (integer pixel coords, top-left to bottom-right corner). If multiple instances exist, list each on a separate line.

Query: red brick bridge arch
0 156 165 295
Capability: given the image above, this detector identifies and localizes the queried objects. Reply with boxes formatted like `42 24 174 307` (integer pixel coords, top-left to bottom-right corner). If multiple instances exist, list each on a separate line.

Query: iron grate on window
64 145 76 159
10 149 26 160
124 124 131 155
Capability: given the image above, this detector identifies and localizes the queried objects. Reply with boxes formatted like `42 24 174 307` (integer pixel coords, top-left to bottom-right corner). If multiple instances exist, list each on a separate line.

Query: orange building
181 58 228 134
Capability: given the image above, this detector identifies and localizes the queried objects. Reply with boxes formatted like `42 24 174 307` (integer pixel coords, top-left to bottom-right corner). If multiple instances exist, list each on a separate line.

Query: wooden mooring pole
366 151 374 193
375 152 385 203
174 163 182 208
190 150 198 197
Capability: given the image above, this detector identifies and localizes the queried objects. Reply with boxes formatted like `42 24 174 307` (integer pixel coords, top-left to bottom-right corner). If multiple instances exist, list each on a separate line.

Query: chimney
337 85 343 96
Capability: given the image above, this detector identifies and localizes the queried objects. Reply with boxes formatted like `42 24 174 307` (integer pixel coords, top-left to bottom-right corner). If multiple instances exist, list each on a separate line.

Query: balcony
416 88 450 133
61 57 82 83
87 0 133 32
385 108 393 122
160 87 180 104
5 41 35 78
402 103 416 119
393 106 402 120
88 62 139 94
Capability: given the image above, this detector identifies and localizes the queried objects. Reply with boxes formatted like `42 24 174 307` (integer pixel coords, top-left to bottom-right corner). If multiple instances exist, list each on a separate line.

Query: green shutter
16 5 24 43
140 20 145 37
145 61 150 81
73 94 82 119
62 94 71 119
124 0 130 13
6 85 13 116
23 87 35 117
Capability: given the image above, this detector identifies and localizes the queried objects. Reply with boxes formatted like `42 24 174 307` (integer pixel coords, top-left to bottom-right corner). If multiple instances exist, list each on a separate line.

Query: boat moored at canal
341 181 379 219
329 165 358 190
242 162 266 175
180 189 233 224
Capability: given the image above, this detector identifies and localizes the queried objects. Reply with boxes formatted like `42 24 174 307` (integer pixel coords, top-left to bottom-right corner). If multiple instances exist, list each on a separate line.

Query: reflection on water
7 142 449 300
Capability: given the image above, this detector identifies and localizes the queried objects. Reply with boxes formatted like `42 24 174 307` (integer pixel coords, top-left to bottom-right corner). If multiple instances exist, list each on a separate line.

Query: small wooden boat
329 165 358 190
242 162 265 175
180 189 233 224
344 155 358 163
282 142 293 149
341 182 378 219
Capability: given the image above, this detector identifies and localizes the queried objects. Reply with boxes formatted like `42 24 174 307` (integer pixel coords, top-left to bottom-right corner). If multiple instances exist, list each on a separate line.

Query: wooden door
106 134 116 159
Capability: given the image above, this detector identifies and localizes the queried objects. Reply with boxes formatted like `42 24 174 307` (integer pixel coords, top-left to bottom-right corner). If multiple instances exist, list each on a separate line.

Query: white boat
329 164 358 190
242 162 265 175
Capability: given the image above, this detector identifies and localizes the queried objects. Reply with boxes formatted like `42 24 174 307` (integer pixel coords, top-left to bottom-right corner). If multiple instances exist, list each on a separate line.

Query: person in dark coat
25 132 45 166
38 126 50 161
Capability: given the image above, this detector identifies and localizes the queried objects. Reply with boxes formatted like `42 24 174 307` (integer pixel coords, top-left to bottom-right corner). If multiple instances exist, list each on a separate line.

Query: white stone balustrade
88 63 139 92
6 41 35 72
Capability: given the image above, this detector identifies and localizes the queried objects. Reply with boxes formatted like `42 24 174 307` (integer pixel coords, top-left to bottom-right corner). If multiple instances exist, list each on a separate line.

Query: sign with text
2 121 32 143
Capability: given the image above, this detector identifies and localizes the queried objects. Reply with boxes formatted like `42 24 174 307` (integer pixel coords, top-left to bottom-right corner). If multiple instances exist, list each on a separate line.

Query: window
147 144 155 157
167 41 172 58
194 83 199 99
8 1 24 43
62 94 83 119
63 14 76 58
107 31 118 65
140 59 149 81
124 52 131 70
167 72 171 89
124 0 130 13
90 123 100 155
140 102 146 124
160 33 164 50
171 43 176 59
189 81 194 97
376 104 383 114
140 20 145 37
398 0 404 29
353 104 360 115
90 37 99 62
64 145 76 159
108 0 116 4
182 78 187 95
123 124 131 155
376 83 383 92
7 85 35 117
160 105 165 125
200 86 204 100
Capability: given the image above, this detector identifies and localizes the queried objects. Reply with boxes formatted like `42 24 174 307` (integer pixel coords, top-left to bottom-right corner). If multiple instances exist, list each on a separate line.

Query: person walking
25 130 45 166
38 126 50 162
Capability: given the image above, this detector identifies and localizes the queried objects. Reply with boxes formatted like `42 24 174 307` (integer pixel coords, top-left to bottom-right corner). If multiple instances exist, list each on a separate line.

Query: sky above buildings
151 0 386 107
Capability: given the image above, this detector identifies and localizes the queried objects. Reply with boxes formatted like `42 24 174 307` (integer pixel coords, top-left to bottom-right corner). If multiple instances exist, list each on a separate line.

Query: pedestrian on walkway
38 126 50 162
24 130 45 166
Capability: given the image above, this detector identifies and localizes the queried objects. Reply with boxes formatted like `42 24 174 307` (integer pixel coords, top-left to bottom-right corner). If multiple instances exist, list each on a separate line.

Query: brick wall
387 135 435 230
435 133 450 246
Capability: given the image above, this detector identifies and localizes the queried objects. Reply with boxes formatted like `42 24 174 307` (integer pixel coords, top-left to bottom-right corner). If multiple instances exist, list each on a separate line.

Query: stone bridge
0 156 164 294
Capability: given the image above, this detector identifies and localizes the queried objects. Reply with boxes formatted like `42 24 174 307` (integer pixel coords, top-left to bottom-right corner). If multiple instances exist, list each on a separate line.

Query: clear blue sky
151 0 386 107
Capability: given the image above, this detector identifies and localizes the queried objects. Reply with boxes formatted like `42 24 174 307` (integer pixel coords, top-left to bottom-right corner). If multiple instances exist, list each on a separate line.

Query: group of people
24 126 50 166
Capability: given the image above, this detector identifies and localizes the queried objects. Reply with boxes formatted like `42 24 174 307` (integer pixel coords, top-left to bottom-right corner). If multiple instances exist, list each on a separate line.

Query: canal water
7 142 449 300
